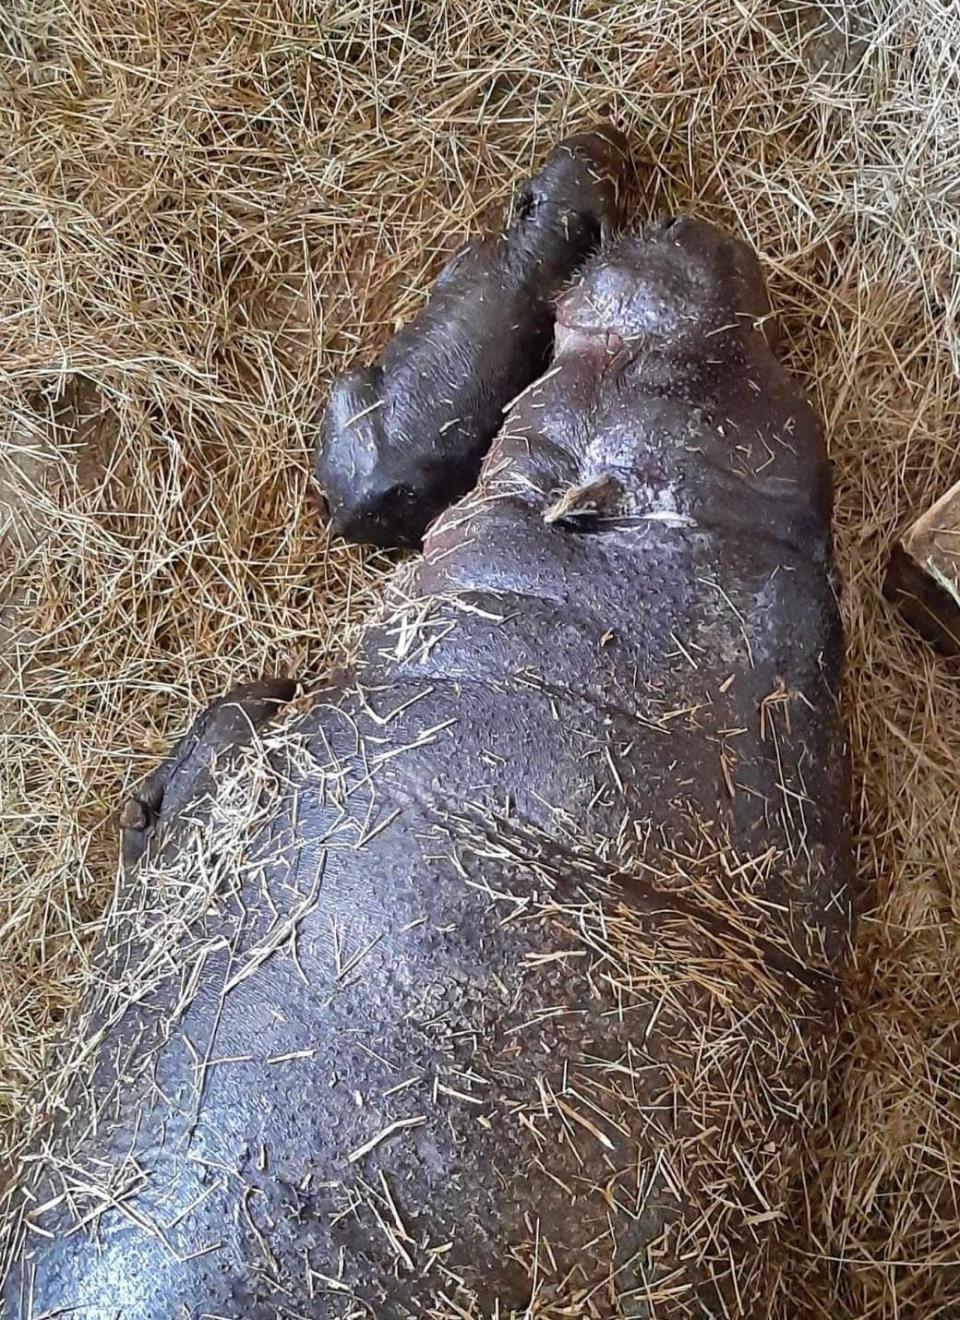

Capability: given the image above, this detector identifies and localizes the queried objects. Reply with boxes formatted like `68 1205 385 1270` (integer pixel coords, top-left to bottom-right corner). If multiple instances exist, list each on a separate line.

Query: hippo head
513 125 631 250
554 217 774 355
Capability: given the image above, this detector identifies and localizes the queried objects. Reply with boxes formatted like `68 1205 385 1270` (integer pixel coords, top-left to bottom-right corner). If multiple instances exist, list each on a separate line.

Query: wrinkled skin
2 219 852 1319
316 126 630 548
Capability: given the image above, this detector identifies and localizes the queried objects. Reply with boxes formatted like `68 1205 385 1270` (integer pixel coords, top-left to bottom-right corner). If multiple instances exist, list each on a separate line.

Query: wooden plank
885 480 960 655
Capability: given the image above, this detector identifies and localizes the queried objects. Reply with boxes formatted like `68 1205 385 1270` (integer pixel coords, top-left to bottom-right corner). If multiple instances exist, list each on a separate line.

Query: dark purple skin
316 126 630 549
2 220 852 1319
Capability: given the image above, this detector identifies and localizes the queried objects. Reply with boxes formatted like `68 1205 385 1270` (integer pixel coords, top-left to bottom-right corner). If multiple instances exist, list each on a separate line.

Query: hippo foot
119 677 297 870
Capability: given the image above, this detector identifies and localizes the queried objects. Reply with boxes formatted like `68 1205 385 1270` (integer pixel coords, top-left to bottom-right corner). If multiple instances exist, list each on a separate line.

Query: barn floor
2 2 959 1314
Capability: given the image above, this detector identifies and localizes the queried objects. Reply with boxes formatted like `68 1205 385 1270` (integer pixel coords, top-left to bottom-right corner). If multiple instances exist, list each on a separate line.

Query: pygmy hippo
2 217 852 1318
316 125 629 548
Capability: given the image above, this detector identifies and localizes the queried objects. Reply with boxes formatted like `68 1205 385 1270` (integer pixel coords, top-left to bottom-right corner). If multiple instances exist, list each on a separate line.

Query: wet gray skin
316 125 630 549
2 218 852 1318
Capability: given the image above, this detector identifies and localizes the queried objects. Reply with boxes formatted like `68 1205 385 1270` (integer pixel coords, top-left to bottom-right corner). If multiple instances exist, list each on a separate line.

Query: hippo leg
119 678 296 870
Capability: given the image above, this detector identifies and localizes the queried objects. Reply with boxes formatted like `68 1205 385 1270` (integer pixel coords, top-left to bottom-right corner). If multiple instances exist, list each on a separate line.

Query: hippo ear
513 181 537 223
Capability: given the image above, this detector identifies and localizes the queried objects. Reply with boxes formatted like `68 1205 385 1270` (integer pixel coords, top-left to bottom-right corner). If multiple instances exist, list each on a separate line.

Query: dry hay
0 0 958 1314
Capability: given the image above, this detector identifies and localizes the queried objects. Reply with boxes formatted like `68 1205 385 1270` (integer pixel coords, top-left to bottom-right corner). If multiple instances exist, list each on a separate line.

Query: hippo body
2 220 852 1318
316 128 629 548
